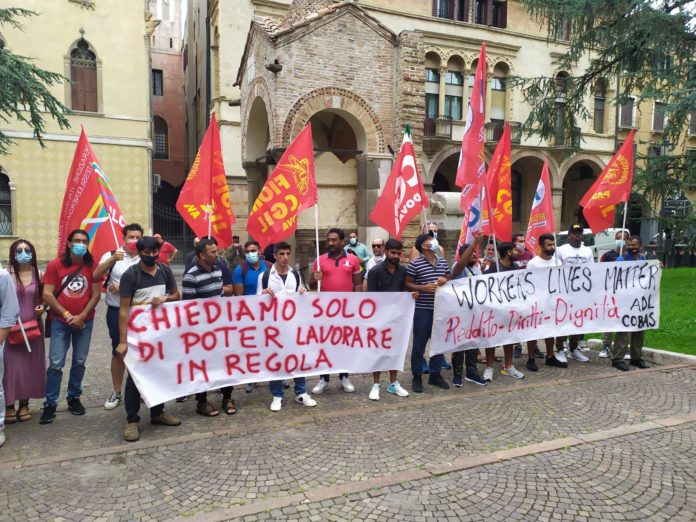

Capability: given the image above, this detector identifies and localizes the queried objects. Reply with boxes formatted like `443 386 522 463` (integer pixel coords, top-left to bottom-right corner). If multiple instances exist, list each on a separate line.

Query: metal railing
485 121 522 144
424 115 453 139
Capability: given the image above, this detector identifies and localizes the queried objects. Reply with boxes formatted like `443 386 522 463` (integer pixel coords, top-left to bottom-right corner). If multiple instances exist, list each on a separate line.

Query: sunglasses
16 247 32 254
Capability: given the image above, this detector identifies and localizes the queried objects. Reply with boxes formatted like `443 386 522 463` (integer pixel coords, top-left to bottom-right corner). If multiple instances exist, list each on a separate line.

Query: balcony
423 116 453 153
485 121 522 144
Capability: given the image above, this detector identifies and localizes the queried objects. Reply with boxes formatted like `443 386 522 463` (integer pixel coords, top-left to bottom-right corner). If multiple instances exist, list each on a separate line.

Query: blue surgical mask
246 252 259 264
71 243 87 257
615 239 626 249
349 238 357 246
430 238 440 252
15 251 32 264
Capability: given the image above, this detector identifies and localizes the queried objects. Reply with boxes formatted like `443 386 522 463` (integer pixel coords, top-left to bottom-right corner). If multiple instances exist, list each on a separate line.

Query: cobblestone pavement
1 288 695 521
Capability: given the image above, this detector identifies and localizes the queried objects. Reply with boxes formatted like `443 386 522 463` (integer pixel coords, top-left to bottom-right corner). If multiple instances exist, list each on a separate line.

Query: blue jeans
269 378 306 398
44 319 94 407
411 308 443 377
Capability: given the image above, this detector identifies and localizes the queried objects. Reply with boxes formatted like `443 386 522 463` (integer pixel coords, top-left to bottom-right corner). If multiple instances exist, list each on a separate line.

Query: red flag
525 160 555 255
176 113 235 248
57 127 126 261
482 123 512 241
247 123 317 246
456 42 487 211
579 130 635 233
369 127 428 239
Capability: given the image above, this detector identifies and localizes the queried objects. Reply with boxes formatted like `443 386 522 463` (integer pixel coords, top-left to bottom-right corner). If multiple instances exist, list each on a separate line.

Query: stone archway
242 90 273 216
561 158 604 231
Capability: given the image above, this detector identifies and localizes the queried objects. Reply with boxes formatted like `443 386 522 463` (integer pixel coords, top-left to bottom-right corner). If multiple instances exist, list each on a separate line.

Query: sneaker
150 412 181 426
421 359 430 374
427 373 450 389
533 347 545 358
578 340 590 352
568 349 589 362
546 355 568 368
555 350 568 364
526 357 539 372
624 352 631 360
513 344 523 358
270 397 283 412
123 422 140 442
104 391 122 410
387 382 409 397
412 375 423 393
67 398 86 416
598 347 610 358
440 358 453 370
483 367 494 382
245 382 257 393
295 393 317 407
175 396 188 403
0 430 5 447
339 376 355 393
501 366 525 379
452 375 463 387
39 404 56 424
282 380 290 389
464 373 487 386
312 379 329 394
369 384 380 400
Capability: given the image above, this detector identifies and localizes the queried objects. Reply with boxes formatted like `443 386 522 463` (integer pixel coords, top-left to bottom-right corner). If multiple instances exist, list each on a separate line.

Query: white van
555 228 628 261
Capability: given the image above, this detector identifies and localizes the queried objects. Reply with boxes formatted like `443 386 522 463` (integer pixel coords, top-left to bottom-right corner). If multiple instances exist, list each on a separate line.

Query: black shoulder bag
45 264 84 338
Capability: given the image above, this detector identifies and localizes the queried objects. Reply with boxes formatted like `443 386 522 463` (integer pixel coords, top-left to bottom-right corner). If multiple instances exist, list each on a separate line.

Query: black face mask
141 254 158 267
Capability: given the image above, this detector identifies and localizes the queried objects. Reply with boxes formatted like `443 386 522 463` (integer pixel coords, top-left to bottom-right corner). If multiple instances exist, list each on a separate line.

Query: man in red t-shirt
40 229 102 424
154 234 177 265
309 228 361 394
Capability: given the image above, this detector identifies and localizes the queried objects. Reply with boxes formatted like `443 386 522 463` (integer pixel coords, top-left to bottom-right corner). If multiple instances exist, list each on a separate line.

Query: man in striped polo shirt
182 238 235 417
405 233 451 393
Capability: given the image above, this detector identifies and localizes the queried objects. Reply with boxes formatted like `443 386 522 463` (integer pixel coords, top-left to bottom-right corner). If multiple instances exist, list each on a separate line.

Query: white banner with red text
125 293 415 407
431 261 661 355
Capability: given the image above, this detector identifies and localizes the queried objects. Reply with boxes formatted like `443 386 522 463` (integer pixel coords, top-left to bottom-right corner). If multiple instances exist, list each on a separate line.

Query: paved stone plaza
1 296 695 521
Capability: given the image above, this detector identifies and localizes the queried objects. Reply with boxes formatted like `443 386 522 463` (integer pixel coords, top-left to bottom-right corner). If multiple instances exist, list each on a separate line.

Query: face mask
349 238 357 246
629 247 640 255
485 254 495 261
71 243 87 257
246 252 259 264
15 251 32 264
141 254 158 267
615 240 626 249
515 243 525 251
125 240 138 251
430 238 440 251
429 231 438 239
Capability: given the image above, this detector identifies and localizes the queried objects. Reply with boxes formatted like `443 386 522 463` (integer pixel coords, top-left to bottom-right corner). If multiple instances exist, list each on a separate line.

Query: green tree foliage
511 0 696 223
0 8 70 155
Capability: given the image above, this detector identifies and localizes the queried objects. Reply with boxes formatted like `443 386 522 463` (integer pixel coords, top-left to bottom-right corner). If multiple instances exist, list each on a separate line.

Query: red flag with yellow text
525 159 555 255
247 124 317 246
176 113 235 247
481 123 512 241
57 127 126 261
455 42 487 211
579 130 635 233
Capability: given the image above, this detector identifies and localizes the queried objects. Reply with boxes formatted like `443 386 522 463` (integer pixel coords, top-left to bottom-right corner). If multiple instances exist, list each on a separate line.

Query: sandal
17 405 31 422
5 407 17 424
221 398 237 415
196 401 219 417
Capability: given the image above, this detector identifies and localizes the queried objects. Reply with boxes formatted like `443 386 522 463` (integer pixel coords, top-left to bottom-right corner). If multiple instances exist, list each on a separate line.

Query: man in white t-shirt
526 234 568 370
93 223 143 410
362 238 386 290
554 224 594 363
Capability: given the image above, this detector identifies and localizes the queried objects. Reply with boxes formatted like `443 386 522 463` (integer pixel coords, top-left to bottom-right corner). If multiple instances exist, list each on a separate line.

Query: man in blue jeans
405 233 451 393
40 229 102 424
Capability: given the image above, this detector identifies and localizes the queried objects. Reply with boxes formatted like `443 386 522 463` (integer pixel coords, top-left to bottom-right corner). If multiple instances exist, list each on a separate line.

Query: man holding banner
116 236 181 442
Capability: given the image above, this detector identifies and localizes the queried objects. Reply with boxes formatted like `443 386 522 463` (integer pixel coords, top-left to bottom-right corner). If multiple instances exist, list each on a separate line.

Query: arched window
153 116 169 160
0 173 12 236
70 39 98 112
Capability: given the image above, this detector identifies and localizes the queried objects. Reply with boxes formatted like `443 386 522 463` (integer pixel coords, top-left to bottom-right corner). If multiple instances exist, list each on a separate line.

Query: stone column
242 161 268 216
357 153 394 244
485 72 493 122
552 187 564 231
438 66 447 117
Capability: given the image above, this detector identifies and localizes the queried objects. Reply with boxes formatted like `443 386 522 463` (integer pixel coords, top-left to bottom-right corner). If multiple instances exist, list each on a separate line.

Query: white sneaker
295 393 317 407
598 347 610 358
270 396 283 412
387 382 409 397
339 376 355 393
483 367 494 382
312 379 329 394
0 430 5 448
555 350 568 364
568 349 589 362
578 340 590 352
624 352 631 360
104 391 122 410
501 365 525 379
369 384 380 401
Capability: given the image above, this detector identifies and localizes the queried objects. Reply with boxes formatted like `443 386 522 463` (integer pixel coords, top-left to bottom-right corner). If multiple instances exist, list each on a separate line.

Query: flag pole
314 204 321 292
619 201 628 257
484 187 500 272
16 316 32 353
207 206 212 239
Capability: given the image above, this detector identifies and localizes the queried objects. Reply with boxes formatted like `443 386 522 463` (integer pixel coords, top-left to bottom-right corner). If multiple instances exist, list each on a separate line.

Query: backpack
124 262 174 304
102 250 116 289
261 267 301 292
241 260 272 279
